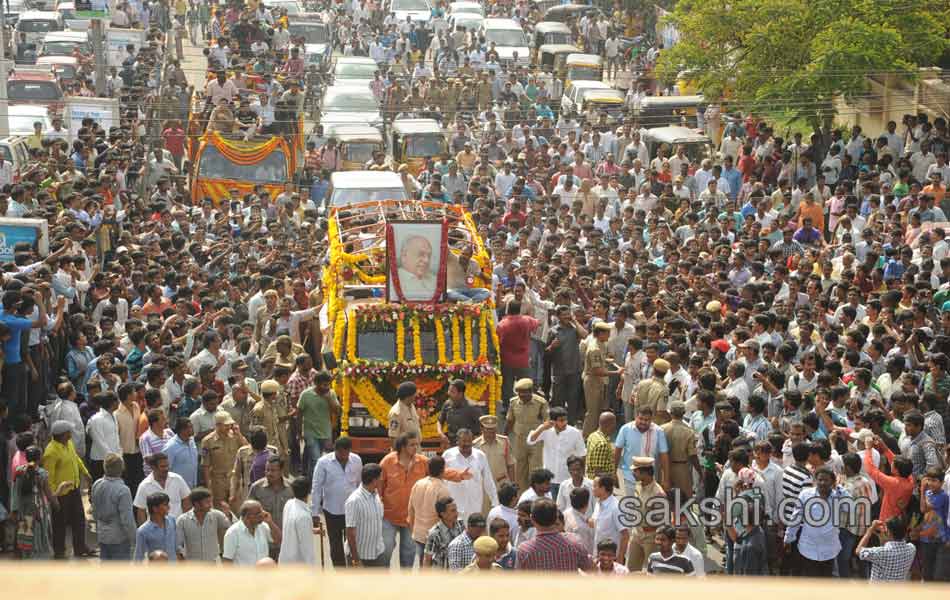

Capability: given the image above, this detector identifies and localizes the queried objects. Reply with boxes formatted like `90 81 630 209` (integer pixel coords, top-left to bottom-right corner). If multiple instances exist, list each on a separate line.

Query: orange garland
206 131 289 169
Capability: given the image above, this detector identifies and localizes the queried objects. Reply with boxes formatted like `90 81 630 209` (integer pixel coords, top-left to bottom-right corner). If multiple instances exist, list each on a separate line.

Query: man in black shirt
438 379 483 446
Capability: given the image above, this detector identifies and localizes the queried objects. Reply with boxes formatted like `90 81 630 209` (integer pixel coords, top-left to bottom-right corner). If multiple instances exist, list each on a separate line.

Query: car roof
17 10 62 19
540 44 581 53
569 80 612 90
482 18 523 29
36 56 78 65
392 119 441 134
335 56 377 66
449 1 481 7
640 95 705 106
566 53 601 63
42 31 88 41
324 124 382 139
331 170 403 188
9 70 57 82
325 83 373 94
644 126 711 143
8 104 50 116
536 21 571 32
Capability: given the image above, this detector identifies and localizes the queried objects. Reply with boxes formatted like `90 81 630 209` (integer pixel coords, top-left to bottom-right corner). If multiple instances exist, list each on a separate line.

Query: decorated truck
322 200 500 455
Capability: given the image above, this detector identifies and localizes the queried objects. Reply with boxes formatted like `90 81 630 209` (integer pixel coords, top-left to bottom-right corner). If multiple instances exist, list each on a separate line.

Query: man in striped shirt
345 463 386 567
139 408 174 476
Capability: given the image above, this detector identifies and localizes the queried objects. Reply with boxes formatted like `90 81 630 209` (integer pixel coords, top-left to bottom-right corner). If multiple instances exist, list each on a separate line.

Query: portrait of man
387 222 447 302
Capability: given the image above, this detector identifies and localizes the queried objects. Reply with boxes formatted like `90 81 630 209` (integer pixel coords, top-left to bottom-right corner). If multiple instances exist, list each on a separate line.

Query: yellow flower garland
346 310 358 361
340 378 351 434
350 376 439 438
464 316 474 362
333 308 346 360
451 315 462 363
478 311 489 359
412 316 423 365
489 311 501 355
466 377 489 402
435 317 447 364
396 319 406 362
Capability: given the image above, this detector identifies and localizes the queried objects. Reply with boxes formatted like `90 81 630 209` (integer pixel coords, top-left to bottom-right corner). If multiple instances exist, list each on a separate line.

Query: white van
326 171 408 211
14 11 65 59
480 18 529 67
0 137 35 184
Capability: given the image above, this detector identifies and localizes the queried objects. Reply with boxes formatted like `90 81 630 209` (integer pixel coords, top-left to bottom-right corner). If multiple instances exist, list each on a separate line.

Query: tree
654 0 949 129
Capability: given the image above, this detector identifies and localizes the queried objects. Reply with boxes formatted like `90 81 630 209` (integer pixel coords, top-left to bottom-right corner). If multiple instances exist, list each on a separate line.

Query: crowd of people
0 0 949 584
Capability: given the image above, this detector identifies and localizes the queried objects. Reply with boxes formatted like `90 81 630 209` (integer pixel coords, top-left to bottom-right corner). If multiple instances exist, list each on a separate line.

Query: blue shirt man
721 160 742 201
163 430 199 487
134 514 178 561
613 415 669 487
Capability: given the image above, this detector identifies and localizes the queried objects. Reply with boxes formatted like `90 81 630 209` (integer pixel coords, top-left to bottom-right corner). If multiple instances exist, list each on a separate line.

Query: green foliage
655 0 949 127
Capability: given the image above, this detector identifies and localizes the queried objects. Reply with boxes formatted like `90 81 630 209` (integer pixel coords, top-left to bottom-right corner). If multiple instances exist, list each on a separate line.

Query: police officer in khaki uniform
582 322 622 437
474 414 515 514
474 415 515 486
505 378 549 493
659 400 700 500
626 456 666 571
200 412 247 509
250 379 291 459
388 381 421 442
633 358 671 425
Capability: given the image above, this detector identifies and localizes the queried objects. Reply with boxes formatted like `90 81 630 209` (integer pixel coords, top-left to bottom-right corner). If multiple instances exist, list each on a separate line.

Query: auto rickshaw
533 21 572 51
538 44 580 101
325 124 386 171
565 53 603 87
390 118 447 177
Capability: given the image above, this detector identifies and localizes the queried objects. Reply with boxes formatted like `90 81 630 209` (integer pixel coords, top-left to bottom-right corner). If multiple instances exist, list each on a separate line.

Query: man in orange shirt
796 192 825 234
141 284 173 316
923 173 946 206
379 431 470 568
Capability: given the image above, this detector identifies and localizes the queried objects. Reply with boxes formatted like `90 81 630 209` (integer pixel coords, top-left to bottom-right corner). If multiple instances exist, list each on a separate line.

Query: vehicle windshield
343 142 379 164
17 19 61 33
405 134 446 157
198 146 287 183
8 115 48 134
568 66 600 81
288 24 328 44
324 91 378 112
42 41 89 56
392 0 429 11
267 1 301 14
452 4 482 14
486 29 527 47
335 62 377 79
544 32 571 44
330 187 408 206
8 81 62 102
640 106 702 128
454 17 482 30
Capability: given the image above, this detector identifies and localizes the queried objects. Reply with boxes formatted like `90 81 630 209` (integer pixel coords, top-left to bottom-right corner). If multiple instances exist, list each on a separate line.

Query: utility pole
92 18 107 97
0 9 9 139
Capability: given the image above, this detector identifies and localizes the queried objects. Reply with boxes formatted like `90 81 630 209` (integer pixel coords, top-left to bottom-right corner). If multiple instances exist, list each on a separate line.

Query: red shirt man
496 304 539 370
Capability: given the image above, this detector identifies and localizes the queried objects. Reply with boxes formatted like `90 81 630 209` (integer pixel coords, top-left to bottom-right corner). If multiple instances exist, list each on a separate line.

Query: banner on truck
105 28 146 67
0 218 49 262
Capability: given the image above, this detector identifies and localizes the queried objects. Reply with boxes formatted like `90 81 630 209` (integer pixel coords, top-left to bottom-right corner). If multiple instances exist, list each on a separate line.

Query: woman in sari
10 446 57 560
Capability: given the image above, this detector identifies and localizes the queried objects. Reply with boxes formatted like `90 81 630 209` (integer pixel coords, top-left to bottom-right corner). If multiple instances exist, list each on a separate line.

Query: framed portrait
386 220 449 303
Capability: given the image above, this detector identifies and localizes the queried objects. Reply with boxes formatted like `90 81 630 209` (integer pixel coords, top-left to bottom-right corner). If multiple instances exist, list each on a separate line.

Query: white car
560 81 625 123
328 171 408 209
262 0 304 15
332 56 379 87
448 1 483 16
320 84 383 130
288 19 332 71
480 18 530 67
448 13 483 34
389 0 432 24
7 105 52 137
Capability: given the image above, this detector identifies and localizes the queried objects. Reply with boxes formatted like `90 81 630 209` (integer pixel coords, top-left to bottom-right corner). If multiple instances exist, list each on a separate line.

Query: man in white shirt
443 429 499 520
87 393 122 480
278 477 316 565
591 474 628 562
526 406 586 500
223 499 281 565
134 453 192 522
674 526 705 576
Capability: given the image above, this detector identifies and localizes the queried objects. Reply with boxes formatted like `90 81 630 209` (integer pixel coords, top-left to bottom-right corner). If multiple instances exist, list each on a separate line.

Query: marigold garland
489 312 501 355
464 315 474 362
333 308 346 360
346 310 358 361
434 317 447 363
350 376 440 438
451 315 462 363
467 377 489 402
396 319 406 362
412 315 423 364
340 378 351 434
478 311 489 359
